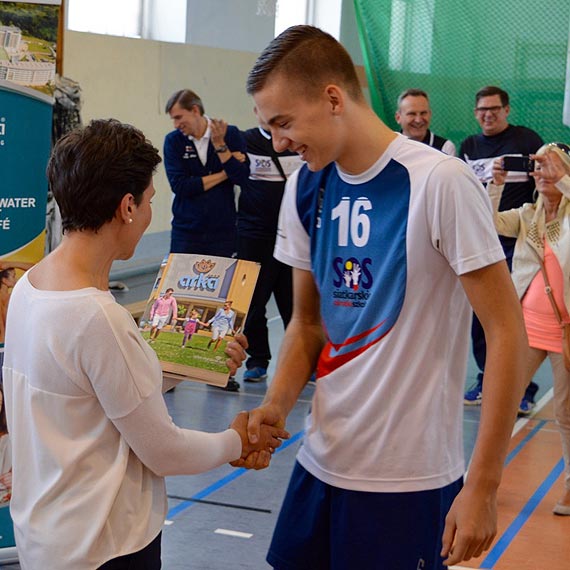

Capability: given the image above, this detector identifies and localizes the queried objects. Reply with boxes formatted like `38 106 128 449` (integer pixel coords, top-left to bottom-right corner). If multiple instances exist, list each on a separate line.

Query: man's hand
229 411 290 470
210 118 228 148
231 151 247 163
441 483 497 566
228 402 288 469
246 402 287 445
224 332 248 376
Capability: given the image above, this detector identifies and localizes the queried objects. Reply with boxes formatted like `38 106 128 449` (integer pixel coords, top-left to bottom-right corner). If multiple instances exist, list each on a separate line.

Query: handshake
229 410 290 470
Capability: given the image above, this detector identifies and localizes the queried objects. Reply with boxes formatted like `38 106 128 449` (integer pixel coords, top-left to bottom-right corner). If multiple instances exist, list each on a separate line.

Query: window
274 0 341 40
67 0 186 43
67 0 142 38
274 0 309 37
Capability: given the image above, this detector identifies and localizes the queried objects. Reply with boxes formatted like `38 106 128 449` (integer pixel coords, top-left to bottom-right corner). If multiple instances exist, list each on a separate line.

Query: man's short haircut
47 119 161 234
246 25 363 101
475 86 509 107
397 88 429 109
165 89 205 115
165 288 174 294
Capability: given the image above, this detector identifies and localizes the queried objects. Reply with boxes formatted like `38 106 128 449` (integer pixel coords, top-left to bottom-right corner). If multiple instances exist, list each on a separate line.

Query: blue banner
0 82 53 257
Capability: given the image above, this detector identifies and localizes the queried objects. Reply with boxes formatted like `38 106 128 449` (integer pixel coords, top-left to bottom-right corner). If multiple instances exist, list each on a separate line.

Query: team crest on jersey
331 256 372 308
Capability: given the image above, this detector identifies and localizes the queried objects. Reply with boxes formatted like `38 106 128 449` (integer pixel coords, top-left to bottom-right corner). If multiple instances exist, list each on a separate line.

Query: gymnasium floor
1 269 564 569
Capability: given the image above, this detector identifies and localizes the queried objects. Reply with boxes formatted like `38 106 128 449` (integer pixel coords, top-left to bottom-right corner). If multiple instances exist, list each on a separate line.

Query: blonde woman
489 142 570 514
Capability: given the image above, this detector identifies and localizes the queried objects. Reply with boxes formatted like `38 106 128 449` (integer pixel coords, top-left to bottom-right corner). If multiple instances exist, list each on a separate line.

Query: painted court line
167 429 305 520
466 389 553 475
480 458 565 568
461 388 556 566
512 388 553 436
214 528 253 539
504 419 547 467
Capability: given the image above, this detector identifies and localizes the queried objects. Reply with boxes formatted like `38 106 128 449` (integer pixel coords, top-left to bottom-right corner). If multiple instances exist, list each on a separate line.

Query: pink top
522 240 568 353
151 296 177 318
184 318 198 334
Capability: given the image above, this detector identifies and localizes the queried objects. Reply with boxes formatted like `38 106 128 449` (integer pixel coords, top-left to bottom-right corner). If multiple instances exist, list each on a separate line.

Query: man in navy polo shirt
164 89 249 257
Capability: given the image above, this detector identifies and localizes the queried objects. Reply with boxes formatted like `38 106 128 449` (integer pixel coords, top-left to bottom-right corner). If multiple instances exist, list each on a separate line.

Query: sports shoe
217 377 240 392
553 502 570 516
518 398 535 416
464 382 483 405
243 367 268 383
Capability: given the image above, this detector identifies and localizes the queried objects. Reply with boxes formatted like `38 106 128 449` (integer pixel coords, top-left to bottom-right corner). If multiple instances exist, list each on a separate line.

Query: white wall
186 0 275 52
63 30 260 234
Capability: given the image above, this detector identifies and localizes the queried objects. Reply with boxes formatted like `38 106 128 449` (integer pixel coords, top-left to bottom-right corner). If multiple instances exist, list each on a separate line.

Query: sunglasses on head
546 142 570 156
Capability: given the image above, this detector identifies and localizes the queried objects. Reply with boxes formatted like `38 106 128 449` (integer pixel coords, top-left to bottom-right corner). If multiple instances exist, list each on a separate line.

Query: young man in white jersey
236 25 529 569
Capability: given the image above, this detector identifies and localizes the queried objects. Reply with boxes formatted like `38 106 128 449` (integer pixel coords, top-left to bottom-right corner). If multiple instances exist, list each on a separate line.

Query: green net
354 0 570 151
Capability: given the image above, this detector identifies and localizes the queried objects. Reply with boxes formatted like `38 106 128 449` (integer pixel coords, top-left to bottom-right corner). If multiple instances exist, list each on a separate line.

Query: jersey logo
317 318 388 377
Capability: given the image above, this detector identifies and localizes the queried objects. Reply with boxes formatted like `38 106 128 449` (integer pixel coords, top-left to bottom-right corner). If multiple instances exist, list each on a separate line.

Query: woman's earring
128 218 133 224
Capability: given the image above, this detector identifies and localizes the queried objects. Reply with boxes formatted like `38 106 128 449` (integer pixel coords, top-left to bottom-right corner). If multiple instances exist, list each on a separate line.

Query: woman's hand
531 151 566 185
224 332 248 376
491 158 507 186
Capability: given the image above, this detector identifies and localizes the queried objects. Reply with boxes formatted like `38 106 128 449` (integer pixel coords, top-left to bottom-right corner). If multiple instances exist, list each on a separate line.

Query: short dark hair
165 89 205 115
47 119 161 233
165 288 174 294
397 88 429 108
246 25 363 101
475 86 509 107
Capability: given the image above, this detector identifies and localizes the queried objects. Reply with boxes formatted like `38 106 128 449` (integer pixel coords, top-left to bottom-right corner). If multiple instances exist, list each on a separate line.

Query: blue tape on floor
480 458 564 568
505 420 547 467
167 429 305 520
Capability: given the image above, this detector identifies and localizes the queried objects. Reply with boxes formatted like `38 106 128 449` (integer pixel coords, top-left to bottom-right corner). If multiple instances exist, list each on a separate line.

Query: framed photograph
139 254 260 388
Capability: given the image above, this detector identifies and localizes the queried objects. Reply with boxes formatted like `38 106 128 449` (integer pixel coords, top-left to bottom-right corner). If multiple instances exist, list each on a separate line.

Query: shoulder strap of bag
532 248 565 325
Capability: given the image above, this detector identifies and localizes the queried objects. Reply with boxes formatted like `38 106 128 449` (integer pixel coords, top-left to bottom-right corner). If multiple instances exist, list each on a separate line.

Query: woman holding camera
489 142 570 515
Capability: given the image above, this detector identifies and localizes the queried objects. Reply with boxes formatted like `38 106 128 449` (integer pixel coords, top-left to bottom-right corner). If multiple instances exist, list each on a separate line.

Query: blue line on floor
167 429 305 520
480 457 564 568
504 420 547 467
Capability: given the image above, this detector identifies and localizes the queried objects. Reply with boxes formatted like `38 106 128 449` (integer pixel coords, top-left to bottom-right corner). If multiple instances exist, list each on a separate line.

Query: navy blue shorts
268 462 463 570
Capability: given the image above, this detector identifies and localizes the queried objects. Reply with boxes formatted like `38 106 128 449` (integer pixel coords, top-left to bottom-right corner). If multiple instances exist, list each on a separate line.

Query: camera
502 155 535 172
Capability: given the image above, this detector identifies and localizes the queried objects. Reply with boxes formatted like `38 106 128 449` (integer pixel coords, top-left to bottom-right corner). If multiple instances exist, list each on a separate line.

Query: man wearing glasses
460 85 543 412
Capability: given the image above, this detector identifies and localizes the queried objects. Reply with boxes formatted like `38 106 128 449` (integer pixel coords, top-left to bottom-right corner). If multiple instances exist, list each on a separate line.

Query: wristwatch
215 144 228 153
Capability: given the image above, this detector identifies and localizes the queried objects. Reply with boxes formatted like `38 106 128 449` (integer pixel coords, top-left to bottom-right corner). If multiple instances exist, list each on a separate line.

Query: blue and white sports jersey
275 134 504 493
297 157 410 376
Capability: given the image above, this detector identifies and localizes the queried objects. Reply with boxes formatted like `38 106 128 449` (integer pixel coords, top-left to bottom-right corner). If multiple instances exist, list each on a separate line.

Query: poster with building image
0 0 58 96
139 254 260 388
